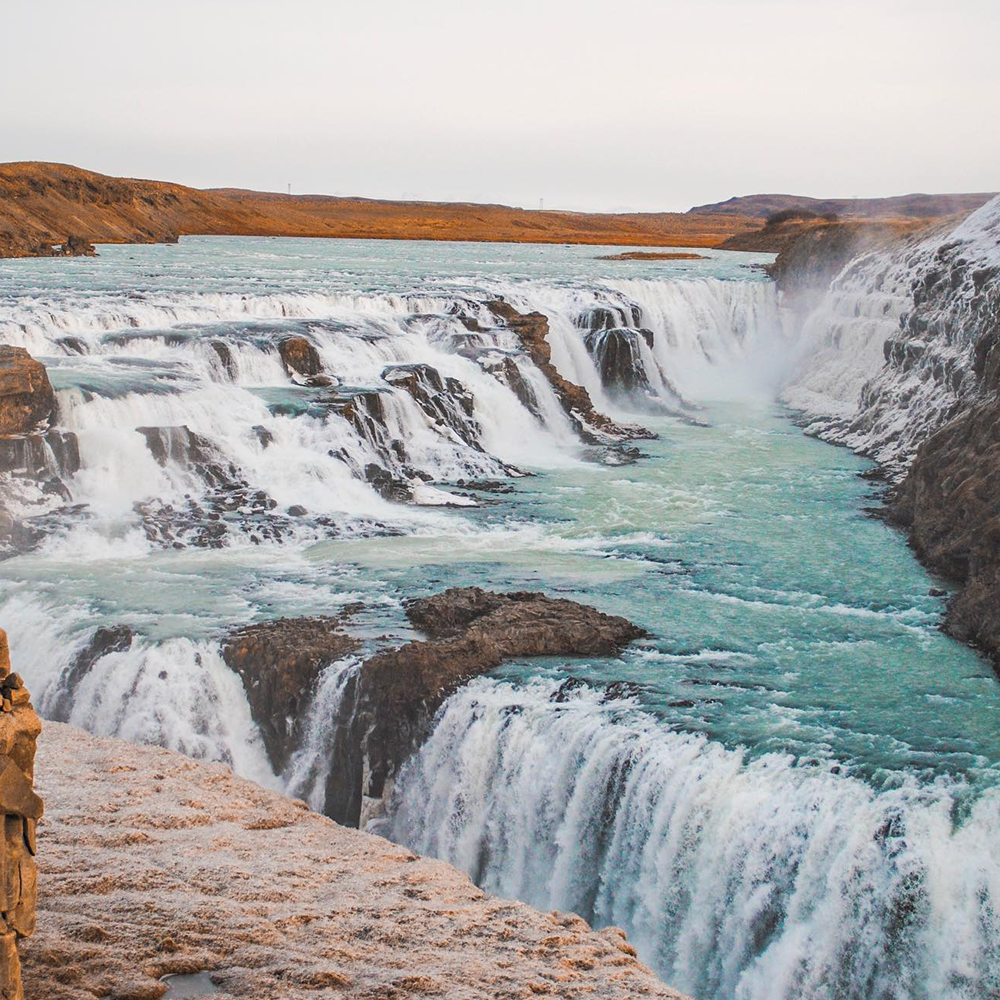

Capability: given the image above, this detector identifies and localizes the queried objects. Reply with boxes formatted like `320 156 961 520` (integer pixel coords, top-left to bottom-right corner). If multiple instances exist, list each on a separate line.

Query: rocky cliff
23 721 685 1000
221 588 648 828
777 196 1000 666
0 630 42 1000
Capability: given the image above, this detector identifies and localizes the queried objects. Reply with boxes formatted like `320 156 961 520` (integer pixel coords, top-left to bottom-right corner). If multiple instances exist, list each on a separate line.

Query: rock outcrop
890 396 1000 665
23 722 685 1000
0 349 55 437
487 301 655 443
0 629 42 1000
222 615 360 772
334 588 648 826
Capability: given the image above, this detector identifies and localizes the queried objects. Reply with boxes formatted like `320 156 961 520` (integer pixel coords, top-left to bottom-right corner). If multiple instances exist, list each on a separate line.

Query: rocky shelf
22 722 686 1000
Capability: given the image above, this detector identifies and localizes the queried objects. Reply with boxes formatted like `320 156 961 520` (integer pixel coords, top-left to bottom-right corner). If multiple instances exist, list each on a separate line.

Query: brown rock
278 337 323 379
0 349 55 436
487 301 654 443
338 588 648 825
0 628 41 999
222 615 360 772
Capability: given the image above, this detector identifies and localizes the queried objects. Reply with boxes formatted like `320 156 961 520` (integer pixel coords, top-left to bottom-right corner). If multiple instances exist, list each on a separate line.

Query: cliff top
23 722 687 1000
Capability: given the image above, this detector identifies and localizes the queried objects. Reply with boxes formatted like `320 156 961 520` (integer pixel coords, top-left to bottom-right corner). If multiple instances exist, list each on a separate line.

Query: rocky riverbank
775 198 1000 668
22 721 685 1000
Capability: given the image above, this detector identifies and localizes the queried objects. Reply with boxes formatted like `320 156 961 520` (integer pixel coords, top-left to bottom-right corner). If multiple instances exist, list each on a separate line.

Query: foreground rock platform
23 723 686 1000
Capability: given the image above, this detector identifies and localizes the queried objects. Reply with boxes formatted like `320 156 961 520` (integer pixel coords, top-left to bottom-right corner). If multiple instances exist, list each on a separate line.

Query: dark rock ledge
221 587 648 826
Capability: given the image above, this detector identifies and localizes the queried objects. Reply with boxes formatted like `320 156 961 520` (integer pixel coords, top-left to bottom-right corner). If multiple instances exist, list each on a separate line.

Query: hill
689 191 996 219
0 161 757 258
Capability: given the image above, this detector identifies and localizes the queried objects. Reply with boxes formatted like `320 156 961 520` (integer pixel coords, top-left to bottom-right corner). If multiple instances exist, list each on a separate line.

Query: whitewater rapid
2 236 998 1000
387 678 999 1000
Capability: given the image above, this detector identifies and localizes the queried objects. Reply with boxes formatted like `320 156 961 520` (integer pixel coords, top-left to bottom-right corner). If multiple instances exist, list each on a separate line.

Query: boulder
0 348 55 436
278 337 329 384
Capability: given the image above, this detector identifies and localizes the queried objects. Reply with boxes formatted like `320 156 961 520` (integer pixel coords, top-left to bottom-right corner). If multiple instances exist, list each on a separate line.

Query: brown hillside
0 162 757 258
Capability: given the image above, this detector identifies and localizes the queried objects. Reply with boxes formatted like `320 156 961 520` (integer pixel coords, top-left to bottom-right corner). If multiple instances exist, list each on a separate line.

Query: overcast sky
3 0 997 212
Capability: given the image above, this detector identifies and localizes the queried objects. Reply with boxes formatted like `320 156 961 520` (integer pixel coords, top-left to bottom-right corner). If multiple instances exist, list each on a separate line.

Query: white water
783 194 1000 471
3 236 997 1000
389 678 1000 1000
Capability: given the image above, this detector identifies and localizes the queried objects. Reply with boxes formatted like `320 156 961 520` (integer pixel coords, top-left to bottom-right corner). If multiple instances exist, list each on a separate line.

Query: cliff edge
22 722 685 1000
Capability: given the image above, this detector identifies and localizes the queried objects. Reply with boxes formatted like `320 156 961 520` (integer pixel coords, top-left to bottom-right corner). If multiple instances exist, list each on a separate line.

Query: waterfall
783 194 1000 472
387 677 1000 1000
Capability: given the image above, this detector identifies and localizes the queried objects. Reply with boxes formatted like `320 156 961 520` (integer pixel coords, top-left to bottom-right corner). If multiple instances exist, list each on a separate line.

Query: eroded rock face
891 397 1000 666
333 588 648 826
487 300 654 443
222 615 360 772
0 348 55 436
0 628 42 1000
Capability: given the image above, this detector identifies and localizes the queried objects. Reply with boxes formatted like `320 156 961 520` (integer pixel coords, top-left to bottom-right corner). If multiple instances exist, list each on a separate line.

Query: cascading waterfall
782 194 1000 472
387 678 1000 1000
3 237 997 1000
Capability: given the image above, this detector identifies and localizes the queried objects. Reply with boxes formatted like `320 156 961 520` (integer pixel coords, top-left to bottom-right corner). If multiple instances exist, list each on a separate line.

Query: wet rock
890 396 1000 669
55 235 97 256
278 337 331 386
487 301 654 443
478 354 541 419
209 341 236 380
381 364 483 451
0 348 55 435
222 616 360 772
50 626 134 723
584 328 653 395
364 464 413 503
55 337 88 356
334 587 648 826
574 304 643 331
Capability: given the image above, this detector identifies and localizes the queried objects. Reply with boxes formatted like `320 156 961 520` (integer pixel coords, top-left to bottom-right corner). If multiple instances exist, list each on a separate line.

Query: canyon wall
778 197 1000 665
0 630 42 1000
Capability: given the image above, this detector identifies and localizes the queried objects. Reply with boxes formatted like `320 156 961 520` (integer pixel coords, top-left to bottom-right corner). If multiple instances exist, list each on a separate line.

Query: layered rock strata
23 722 686 1000
0 630 42 1000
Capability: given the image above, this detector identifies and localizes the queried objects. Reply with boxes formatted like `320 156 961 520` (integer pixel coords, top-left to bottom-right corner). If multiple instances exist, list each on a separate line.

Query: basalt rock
0 628 43 1000
381 364 483 451
0 348 55 436
584 328 654 396
333 587 648 826
222 615 360 772
890 396 1000 668
278 337 333 386
487 300 654 443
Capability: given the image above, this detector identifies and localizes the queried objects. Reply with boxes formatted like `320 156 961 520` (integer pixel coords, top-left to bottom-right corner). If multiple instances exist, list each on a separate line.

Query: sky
3 0 998 212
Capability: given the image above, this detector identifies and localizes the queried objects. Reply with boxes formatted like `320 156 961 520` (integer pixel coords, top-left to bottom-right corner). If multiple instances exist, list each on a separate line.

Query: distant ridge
688 192 996 219
0 161 755 259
